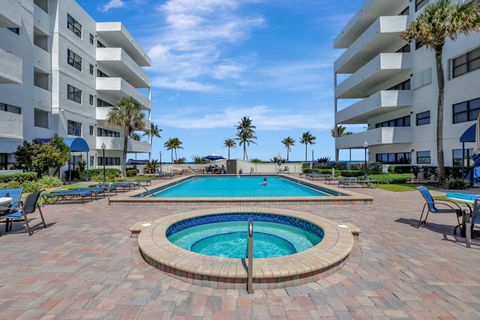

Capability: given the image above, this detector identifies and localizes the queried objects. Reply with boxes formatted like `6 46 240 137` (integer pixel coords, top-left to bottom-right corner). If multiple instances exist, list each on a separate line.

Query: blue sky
78 0 365 162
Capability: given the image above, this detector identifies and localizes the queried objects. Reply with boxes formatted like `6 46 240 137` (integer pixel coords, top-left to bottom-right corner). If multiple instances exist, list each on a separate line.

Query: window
97 69 109 78
416 111 430 126
396 44 410 53
453 98 480 123
416 151 431 164
453 149 474 167
388 79 411 91
452 47 480 78
67 14 82 38
90 156 94 167
416 0 429 11
98 157 121 166
67 120 82 136
376 153 411 165
375 115 411 128
0 153 10 170
0 103 21 114
89 64 94 75
399 7 409 16
97 98 113 107
89 33 94 45
89 94 94 106
97 40 106 48
67 84 82 103
97 128 120 137
8 28 20 35
89 125 94 136
67 49 82 71
415 41 425 50
34 109 49 129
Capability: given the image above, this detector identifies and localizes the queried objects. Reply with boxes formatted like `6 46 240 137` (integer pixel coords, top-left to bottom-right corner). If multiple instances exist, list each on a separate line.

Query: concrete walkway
0 188 478 319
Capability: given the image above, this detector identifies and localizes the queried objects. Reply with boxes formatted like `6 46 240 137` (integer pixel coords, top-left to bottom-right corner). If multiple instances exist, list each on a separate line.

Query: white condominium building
334 0 480 167
0 0 152 170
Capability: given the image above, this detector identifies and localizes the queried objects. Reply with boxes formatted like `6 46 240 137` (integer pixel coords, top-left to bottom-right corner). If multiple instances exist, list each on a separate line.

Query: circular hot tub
138 207 355 289
167 213 324 259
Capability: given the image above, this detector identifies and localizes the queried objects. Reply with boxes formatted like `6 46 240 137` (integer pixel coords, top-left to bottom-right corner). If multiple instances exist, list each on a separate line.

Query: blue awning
36 137 90 152
460 124 476 143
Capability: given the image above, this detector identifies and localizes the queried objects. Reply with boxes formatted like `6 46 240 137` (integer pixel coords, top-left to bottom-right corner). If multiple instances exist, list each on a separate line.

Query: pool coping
137 207 357 289
110 174 374 204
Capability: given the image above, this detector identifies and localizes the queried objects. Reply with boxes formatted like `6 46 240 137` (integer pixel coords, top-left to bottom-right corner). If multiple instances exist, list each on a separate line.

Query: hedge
0 172 37 183
303 168 333 174
88 168 121 181
368 173 414 184
0 176 62 193
339 170 364 177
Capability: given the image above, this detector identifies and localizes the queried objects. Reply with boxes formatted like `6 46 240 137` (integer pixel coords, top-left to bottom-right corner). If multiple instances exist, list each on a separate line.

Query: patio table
446 192 478 248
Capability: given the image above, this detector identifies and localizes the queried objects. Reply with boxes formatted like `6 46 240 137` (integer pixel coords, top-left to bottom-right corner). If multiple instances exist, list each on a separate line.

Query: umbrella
204 154 226 161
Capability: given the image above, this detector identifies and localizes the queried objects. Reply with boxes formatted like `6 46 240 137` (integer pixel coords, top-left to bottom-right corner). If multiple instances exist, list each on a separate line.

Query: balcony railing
0 0 21 27
96 137 151 153
0 49 22 84
0 110 23 140
96 77 150 109
336 127 413 149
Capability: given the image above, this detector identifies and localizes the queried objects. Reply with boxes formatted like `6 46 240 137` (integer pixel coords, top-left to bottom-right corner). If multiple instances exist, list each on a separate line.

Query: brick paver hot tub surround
0 188 479 319
137 207 357 290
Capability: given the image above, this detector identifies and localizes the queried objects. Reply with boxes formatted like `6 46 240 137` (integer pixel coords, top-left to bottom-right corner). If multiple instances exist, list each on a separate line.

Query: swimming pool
149 176 334 198
167 213 324 258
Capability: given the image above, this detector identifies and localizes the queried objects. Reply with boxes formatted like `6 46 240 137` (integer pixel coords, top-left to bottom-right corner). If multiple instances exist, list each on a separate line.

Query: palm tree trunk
171 150 173 163
243 144 246 161
122 132 128 177
305 144 308 162
228 148 231 160
286 149 289 162
435 47 446 184
174 148 177 161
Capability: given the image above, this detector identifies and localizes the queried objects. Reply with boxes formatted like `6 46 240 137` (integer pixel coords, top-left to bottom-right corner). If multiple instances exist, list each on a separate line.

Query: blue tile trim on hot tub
166 213 325 239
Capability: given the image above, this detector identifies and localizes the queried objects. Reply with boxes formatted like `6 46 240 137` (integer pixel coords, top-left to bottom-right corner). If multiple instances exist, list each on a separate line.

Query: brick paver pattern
0 187 479 319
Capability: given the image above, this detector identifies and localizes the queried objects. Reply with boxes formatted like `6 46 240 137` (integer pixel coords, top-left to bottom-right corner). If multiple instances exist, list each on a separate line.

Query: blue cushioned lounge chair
3 191 46 236
416 186 464 233
42 189 93 204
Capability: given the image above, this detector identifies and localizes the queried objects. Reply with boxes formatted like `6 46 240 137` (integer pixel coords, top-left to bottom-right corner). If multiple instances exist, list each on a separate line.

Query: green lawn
374 184 417 192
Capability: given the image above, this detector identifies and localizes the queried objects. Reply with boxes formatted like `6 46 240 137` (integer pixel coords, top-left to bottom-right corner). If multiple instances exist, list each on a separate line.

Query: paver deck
0 187 479 319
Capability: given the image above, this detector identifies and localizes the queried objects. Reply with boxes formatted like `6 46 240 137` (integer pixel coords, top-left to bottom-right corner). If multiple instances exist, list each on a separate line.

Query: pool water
168 220 322 258
152 176 330 198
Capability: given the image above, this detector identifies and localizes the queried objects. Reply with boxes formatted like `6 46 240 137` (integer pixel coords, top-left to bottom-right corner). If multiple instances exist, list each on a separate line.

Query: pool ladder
247 218 254 294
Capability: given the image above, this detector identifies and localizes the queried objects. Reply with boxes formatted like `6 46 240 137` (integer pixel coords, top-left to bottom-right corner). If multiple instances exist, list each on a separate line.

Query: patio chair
42 189 93 204
3 191 46 236
416 186 464 233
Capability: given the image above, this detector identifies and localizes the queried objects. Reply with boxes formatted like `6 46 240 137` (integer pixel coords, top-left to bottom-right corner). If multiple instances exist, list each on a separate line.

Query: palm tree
130 132 141 141
107 97 145 176
402 0 480 183
300 131 316 162
223 138 236 160
144 122 162 144
236 116 257 161
331 125 353 138
281 137 295 162
164 138 183 162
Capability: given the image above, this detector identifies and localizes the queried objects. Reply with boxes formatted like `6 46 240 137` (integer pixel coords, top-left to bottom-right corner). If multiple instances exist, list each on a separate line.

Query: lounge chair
42 189 93 204
3 191 46 236
416 186 465 234
0 188 23 210
71 187 105 199
338 178 377 188
112 181 138 191
88 183 118 195
307 173 331 181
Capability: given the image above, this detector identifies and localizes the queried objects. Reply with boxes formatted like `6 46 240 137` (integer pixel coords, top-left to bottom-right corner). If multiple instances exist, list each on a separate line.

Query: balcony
96 107 112 121
0 110 23 141
0 49 22 84
96 137 151 153
34 4 51 36
0 0 21 27
96 77 150 109
33 86 52 111
334 0 408 48
33 45 51 73
335 53 412 99
336 90 412 124
335 16 408 74
96 22 151 67
96 48 150 88
336 127 412 149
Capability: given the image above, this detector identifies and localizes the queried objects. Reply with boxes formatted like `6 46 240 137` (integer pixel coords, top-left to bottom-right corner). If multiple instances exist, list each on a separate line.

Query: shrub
368 173 414 184
0 172 37 183
338 170 364 177
303 168 333 174
126 168 138 177
446 179 467 190
23 176 63 193
88 168 121 181
350 162 383 174
388 166 414 174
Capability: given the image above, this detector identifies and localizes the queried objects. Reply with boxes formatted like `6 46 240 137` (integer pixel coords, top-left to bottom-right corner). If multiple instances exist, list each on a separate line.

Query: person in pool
261 177 268 185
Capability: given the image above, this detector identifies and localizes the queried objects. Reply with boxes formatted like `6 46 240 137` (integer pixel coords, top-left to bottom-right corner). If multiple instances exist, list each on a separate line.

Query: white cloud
156 105 333 131
143 0 264 92
152 77 216 93
100 0 126 12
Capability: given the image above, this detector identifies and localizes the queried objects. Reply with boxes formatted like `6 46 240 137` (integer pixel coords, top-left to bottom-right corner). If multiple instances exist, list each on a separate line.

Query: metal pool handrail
247 218 254 294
